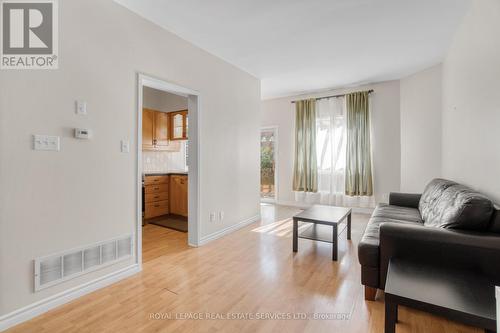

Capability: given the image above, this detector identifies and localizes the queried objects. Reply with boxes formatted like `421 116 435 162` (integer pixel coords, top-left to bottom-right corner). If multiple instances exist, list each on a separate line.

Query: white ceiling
116 0 470 99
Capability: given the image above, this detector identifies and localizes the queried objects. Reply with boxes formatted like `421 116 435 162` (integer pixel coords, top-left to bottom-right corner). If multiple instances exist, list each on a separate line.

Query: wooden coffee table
292 205 352 261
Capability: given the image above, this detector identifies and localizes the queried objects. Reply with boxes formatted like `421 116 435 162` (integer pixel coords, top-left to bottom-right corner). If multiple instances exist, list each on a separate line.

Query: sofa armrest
388 192 421 208
379 222 500 289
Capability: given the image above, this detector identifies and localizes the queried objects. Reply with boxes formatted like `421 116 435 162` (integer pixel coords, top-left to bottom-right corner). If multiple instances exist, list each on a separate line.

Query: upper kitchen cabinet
142 108 155 150
142 108 179 151
169 110 188 140
154 111 170 148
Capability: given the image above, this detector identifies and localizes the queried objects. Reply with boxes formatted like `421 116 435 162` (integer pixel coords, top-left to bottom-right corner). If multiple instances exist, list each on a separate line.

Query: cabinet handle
154 187 159 190
153 179 159 182
154 196 159 199
154 204 160 207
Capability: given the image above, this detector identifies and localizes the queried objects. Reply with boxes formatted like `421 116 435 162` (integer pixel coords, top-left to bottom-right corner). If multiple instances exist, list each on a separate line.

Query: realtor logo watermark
1 0 58 69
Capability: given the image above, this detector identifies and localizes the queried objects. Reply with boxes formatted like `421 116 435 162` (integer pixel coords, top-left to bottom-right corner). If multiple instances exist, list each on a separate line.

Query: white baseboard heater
34 235 133 291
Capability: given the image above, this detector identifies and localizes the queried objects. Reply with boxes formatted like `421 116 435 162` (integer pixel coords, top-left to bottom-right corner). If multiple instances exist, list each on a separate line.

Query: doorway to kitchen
136 74 200 266
260 126 278 203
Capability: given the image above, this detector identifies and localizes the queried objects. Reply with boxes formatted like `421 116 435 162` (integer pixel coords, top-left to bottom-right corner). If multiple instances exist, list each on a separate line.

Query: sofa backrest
419 178 456 226
419 178 494 230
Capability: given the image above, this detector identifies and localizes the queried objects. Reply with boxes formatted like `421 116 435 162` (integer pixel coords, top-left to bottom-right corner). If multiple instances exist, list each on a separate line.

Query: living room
0 0 499 332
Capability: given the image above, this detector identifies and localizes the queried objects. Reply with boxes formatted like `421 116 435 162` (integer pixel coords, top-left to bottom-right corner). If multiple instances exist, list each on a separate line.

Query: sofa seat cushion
419 179 494 230
358 216 422 267
372 203 423 223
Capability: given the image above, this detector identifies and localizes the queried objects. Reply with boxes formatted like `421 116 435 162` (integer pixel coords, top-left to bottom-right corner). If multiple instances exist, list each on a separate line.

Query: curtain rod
290 89 374 104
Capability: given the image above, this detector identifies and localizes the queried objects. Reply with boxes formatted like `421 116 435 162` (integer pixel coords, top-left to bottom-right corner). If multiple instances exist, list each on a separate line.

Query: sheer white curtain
295 97 374 208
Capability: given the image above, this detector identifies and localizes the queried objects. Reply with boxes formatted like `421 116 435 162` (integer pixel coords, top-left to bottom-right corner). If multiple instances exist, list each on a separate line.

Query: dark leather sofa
358 178 500 300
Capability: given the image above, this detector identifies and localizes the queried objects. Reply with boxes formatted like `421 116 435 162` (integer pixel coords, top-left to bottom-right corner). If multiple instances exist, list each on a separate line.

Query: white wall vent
34 235 133 291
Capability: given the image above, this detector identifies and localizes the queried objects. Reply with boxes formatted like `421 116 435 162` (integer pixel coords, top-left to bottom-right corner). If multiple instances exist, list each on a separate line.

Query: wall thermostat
74 128 92 139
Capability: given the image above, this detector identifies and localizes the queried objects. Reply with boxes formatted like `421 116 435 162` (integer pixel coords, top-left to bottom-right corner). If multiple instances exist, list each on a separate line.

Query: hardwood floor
142 220 189 263
7 204 480 333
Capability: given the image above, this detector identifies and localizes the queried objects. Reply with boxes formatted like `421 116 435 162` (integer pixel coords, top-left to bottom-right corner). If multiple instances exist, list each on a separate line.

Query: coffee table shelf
298 223 348 244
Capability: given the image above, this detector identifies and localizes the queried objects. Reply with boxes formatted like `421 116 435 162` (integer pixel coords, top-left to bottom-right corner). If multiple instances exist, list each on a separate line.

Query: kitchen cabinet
169 175 188 217
144 175 169 219
142 108 177 151
169 110 188 140
142 108 155 149
154 111 170 148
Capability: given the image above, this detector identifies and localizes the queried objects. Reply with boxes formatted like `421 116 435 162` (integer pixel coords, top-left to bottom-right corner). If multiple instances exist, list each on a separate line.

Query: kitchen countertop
143 171 188 176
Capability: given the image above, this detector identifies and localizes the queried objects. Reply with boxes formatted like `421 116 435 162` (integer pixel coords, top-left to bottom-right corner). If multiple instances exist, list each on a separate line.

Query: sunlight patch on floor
251 216 317 238
251 218 290 234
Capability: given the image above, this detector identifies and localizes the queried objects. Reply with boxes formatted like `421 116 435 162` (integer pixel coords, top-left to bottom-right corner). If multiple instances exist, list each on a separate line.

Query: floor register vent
34 235 133 291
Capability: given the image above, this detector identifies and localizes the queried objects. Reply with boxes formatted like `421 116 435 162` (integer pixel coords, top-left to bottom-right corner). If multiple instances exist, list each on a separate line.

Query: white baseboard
0 264 140 332
276 200 312 209
276 201 374 214
199 214 261 246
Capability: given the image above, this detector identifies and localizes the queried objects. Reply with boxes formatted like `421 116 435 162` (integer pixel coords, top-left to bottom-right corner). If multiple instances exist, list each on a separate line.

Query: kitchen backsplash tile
143 142 187 173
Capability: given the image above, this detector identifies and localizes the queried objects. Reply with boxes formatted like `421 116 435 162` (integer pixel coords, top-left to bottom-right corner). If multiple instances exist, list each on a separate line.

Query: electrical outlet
218 211 224 221
209 212 216 222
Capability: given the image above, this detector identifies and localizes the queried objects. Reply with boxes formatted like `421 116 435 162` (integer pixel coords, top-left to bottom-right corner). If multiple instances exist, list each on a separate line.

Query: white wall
263 1 500 209
261 80 401 206
442 0 500 204
400 65 442 193
0 0 260 317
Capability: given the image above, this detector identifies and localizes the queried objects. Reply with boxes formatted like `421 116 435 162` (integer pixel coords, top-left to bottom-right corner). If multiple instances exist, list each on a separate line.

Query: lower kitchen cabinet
143 174 188 220
145 200 169 219
144 175 169 219
169 175 188 217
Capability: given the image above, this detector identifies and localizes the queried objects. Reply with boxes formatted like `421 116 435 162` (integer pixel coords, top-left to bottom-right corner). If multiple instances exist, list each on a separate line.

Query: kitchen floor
142 223 189 263
147 214 188 232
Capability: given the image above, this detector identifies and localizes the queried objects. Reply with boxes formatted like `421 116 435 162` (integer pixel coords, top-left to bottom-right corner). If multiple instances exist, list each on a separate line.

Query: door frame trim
260 126 279 203
136 73 201 268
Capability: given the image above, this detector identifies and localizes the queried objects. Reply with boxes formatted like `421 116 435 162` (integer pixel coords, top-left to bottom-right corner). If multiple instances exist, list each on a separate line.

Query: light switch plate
33 135 60 151
121 140 130 153
75 100 87 115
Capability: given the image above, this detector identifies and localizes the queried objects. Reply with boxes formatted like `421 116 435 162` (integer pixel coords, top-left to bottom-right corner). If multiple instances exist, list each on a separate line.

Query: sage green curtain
293 99 318 192
345 91 373 196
